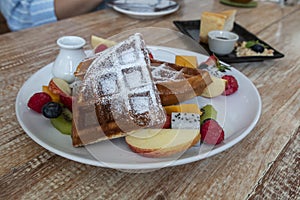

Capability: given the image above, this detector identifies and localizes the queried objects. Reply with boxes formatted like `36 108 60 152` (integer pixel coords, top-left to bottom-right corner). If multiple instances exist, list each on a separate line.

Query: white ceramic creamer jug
52 36 86 83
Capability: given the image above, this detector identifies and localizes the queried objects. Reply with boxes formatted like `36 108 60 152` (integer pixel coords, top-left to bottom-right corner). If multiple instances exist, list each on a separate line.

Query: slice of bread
199 9 237 44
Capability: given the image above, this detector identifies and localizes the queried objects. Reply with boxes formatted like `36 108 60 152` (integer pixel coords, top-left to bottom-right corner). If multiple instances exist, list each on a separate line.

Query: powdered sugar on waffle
150 63 184 83
78 33 165 131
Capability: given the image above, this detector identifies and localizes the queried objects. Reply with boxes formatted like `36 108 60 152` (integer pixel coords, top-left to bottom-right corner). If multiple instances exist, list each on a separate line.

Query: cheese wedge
199 9 237 44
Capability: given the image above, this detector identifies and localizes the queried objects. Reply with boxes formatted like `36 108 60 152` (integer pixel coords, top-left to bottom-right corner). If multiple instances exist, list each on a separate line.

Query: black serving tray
173 20 284 63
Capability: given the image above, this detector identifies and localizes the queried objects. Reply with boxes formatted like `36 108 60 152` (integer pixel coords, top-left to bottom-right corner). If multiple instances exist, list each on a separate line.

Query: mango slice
175 55 198 69
164 104 202 115
42 85 60 102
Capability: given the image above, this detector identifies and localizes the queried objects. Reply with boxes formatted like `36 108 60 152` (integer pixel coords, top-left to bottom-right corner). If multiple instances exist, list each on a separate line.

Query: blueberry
251 44 265 53
42 102 62 118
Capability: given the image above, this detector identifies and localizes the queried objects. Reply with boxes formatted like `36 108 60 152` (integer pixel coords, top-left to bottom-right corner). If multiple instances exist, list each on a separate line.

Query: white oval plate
16 46 261 170
112 0 179 20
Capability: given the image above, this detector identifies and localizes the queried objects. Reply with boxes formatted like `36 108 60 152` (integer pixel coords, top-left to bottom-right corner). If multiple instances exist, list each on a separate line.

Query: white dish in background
15 46 261 170
112 0 179 20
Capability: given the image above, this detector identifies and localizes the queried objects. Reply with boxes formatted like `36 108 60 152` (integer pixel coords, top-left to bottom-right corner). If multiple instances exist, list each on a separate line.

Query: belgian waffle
75 57 212 106
72 33 166 147
150 60 212 105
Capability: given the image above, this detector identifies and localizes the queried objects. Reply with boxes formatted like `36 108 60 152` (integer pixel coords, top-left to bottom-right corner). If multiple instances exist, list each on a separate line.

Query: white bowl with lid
208 31 239 55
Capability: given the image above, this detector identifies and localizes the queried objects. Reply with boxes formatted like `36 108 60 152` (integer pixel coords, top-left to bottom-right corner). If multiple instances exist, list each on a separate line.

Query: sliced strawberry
201 119 224 145
222 75 239 96
203 55 218 66
162 114 171 129
149 52 154 60
60 94 73 112
27 92 52 113
95 44 108 54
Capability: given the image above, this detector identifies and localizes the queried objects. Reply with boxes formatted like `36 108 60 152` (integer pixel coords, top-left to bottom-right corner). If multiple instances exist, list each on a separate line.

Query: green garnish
214 54 231 72
245 40 268 48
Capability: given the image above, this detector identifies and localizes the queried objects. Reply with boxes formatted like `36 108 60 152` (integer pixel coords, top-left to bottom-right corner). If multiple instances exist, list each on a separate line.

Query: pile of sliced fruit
27 77 73 135
124 103 226 157
163 104 224 145
198 54 239 97
123 52 239 156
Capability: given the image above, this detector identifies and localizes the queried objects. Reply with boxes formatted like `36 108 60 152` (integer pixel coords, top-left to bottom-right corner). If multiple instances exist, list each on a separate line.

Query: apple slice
91 35 116 49
48 78 71 97
201 76 226 98
125 129 200 158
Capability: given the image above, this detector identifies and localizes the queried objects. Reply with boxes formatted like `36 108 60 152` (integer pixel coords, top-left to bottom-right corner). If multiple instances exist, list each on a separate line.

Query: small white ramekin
208 31 239 55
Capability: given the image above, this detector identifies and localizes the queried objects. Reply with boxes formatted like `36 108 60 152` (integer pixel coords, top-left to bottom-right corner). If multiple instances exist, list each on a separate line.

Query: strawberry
149 52 154 60
95 44 108 54
204 55 218 66
162 114 171 129
146 48 154 60
27 92 52 113
222 75 239 96
200 54 231 72
59 94 72 112
201 119 224 145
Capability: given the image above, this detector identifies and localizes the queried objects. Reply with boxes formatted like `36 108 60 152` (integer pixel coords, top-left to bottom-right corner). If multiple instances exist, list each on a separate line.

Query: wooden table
0 1 299 199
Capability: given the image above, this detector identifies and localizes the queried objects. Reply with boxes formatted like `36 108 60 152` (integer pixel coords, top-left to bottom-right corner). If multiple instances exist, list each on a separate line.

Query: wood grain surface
0 1 299 199
248 126 300 200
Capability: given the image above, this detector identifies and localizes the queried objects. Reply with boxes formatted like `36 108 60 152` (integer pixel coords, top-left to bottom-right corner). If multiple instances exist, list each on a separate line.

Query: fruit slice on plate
201 119 224 145
48 78 71 96
50 107 73 135
42 85 60 102
201 76 226 98
27 92 52 113
221 75 239 96
125 129 200 158
171 112 200 129
59 94 73 112
200 104 217 124
164 104 202 115
175 55 198 69
91 35 116 49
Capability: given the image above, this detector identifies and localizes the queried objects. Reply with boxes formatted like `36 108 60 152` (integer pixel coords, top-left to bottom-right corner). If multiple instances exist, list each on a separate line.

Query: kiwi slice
200 104 217 124
50 108 72 135
61 107 72 121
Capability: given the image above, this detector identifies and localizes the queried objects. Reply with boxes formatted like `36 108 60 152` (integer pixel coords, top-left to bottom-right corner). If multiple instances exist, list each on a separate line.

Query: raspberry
27 92 52 113
201 119 224 145
222 75 239 95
